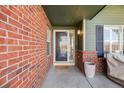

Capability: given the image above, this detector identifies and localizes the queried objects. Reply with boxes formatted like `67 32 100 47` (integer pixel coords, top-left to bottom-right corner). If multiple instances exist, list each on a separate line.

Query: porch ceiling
43 5 105 27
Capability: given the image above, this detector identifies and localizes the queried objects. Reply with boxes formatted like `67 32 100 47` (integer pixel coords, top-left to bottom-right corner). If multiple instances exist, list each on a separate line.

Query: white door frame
53 29 75 66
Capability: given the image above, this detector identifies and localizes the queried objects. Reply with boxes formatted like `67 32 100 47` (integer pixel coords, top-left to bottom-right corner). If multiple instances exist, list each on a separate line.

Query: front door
54 30 75 65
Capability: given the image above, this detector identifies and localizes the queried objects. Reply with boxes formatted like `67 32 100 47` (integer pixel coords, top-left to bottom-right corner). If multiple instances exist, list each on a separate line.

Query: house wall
76 6 124 73
75 21 84 72
0 5 52 88
86 5 124 51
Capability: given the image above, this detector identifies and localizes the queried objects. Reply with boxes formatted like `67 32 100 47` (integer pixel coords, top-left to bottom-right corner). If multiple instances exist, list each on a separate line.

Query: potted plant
84 62 96 78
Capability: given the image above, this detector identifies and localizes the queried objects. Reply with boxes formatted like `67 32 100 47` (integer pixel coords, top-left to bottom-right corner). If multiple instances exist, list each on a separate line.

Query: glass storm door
54 30 75 63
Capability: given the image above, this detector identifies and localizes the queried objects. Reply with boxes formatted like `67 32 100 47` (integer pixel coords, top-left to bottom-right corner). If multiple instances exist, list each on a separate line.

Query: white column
83 19 86 51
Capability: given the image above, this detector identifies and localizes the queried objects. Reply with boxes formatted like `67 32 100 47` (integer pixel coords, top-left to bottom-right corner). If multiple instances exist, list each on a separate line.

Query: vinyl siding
86 5 124 50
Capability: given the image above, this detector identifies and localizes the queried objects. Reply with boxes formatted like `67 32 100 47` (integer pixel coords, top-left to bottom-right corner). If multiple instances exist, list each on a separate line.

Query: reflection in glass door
69 32 74 62
54 30 75 64
56 32 68 61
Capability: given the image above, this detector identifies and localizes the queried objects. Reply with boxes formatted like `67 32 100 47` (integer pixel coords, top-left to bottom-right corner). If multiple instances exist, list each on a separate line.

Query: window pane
104 29 110 53
47 28 51 55
104 30 110 40
112 29 120 52
56 32 68 61
69 32 74 61
47 42 50 55
104 42 110 53
47 29 51 42
104 26 123 54
123 30 124 54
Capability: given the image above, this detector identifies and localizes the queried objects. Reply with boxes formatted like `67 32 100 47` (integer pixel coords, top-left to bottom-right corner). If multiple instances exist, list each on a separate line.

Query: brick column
76 50 107 74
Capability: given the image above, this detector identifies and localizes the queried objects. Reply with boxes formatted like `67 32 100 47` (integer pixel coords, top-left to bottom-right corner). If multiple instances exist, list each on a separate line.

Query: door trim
53 29 75 66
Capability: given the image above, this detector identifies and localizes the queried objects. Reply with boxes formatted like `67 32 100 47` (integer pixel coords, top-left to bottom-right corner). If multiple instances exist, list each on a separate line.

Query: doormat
55 66 69 70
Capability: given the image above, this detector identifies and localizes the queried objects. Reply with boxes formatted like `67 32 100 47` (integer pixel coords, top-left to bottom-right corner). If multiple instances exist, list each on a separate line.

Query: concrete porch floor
42 66 122 88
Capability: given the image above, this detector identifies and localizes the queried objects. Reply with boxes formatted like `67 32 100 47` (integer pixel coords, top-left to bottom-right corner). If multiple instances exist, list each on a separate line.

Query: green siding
86 6 124 50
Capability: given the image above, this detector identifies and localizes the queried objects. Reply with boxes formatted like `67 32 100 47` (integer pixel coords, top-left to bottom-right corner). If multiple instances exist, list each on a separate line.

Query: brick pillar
76 50 107 74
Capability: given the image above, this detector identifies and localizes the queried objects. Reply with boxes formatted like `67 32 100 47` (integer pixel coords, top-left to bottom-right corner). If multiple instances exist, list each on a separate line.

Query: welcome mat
55 66 70 70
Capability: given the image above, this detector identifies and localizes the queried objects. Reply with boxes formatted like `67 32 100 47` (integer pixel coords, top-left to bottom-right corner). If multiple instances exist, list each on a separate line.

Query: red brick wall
0 5 52 88
76 50 84 72
76 50 107 73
